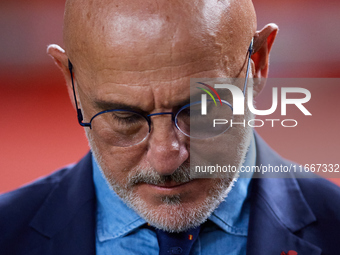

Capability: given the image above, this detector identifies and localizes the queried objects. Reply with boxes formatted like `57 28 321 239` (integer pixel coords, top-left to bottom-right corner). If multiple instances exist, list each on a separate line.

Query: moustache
127 164 194 187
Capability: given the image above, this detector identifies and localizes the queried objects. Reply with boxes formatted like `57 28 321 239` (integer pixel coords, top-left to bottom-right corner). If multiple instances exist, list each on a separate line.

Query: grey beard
91 150 236 232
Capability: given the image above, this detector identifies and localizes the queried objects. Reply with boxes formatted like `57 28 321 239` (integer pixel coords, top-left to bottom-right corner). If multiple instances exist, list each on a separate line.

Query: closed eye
111 111 145 125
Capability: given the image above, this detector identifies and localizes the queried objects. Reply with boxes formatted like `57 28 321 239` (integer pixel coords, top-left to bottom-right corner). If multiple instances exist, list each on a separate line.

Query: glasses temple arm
243 38 254 95
68 60 90 127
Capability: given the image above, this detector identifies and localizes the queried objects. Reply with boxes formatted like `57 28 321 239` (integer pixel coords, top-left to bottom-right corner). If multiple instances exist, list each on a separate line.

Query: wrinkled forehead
64 0 255 72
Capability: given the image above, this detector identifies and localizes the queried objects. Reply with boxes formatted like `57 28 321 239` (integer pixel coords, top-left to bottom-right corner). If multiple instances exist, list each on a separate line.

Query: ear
47 44 76 109
251 23 278 96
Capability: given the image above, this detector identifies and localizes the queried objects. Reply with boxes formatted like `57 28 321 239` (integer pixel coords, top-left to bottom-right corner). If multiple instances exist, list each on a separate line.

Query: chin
117 177 235 233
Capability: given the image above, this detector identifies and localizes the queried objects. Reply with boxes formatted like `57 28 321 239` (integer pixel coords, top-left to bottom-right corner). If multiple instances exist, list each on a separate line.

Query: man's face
64 0 256 232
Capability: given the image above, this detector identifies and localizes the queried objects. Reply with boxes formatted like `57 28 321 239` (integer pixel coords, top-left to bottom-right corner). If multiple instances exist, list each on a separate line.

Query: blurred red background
1 0 340 193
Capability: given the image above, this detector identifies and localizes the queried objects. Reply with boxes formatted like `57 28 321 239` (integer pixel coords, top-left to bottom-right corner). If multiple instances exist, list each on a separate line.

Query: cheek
189 116 252 181
88 130 149 184
191 126 248 166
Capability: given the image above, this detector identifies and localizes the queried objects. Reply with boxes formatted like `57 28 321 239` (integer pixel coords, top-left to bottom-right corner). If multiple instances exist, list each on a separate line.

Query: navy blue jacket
1 134 340 255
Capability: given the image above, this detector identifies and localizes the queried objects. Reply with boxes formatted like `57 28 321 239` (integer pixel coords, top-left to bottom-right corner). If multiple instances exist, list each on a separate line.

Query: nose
146 115 189 176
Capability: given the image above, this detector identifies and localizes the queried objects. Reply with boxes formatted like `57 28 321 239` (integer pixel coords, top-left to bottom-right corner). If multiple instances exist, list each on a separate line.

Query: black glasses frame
68 39 253 130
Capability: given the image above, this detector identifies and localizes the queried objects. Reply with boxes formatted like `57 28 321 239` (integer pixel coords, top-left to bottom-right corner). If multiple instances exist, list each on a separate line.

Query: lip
142 180 195 192
150 181 190 189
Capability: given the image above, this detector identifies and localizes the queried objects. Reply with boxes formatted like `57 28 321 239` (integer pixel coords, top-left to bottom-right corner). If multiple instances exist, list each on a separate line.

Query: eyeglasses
68 39 253 147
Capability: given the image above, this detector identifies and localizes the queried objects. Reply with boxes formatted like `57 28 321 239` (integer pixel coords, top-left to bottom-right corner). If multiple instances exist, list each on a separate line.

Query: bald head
63 0 256 78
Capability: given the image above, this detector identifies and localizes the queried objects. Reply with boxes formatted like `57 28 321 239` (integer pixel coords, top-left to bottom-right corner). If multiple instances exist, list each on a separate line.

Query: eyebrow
93 97 193 114
93 100 145 113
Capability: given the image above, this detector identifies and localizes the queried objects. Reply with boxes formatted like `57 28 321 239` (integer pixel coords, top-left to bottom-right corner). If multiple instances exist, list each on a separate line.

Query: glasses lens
176 100 233 139
90 110 149 147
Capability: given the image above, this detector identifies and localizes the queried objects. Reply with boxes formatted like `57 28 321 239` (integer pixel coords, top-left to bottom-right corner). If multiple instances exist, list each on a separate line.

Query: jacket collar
30 152 95 238
28 152 96 255
246 133 321 255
